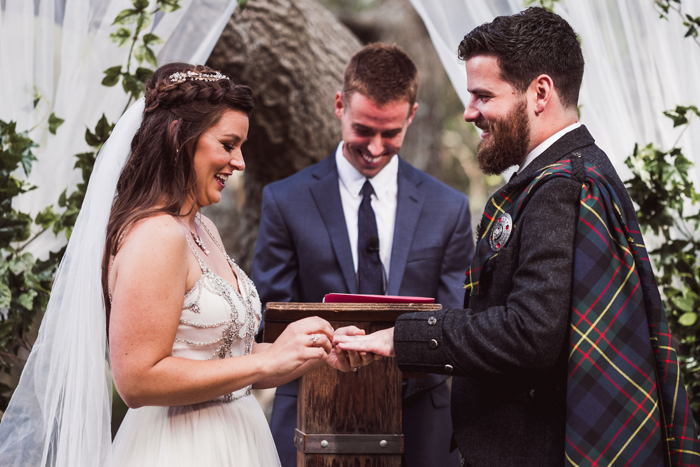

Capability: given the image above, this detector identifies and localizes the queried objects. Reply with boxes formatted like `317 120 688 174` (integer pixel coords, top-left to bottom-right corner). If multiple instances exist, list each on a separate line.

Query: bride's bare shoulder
116 213 188 261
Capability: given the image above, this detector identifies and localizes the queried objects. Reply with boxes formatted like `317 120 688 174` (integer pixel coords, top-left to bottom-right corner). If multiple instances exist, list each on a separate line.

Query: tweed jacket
394 126 638 467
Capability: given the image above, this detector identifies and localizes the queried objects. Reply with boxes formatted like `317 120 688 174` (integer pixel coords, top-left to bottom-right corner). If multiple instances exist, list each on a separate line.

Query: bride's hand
326 326 379 372
264 317 334 376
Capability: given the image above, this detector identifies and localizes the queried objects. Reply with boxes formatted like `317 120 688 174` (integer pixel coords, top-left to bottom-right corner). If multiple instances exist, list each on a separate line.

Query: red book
322 293 435 304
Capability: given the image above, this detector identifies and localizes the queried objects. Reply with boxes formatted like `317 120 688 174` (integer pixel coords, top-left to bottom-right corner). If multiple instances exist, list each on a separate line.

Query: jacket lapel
387 159 425 295
309 155 358 294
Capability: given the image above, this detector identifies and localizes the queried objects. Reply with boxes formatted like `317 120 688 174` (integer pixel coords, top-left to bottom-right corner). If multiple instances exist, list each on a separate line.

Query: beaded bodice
174 223 262 402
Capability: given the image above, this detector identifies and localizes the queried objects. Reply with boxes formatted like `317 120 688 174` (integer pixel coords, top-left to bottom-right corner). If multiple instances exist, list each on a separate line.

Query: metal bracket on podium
294 429 403 454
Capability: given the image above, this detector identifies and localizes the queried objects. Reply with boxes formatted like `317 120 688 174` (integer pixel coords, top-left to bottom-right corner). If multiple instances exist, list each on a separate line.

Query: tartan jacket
394 126 699 466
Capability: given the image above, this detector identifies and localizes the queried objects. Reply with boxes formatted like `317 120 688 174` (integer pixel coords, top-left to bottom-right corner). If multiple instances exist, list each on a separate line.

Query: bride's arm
109 215 333 408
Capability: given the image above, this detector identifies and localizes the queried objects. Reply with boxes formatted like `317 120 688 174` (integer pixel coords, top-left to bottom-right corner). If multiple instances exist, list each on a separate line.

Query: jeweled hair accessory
169 70 229 84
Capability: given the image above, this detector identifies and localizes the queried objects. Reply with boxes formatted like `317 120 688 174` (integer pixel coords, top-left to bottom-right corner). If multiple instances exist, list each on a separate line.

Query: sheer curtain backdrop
0 2 236 466
408 0 700 184
0 0 238 259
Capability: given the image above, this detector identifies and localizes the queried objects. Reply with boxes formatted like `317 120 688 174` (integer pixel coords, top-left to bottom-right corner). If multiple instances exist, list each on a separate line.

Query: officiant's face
463 55 531 175
335 91 418 178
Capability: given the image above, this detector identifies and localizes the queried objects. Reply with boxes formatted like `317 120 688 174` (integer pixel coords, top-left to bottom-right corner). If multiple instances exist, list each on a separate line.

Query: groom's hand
334 327 395 357
326 326 377 372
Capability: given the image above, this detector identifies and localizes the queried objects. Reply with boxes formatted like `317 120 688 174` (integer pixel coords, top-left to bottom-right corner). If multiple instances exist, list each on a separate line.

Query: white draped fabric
0 0 238 258
0 2 236 466
408 0 700 183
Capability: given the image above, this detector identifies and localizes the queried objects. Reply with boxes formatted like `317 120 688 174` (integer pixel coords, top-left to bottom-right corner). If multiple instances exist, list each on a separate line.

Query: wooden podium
263 302 442 467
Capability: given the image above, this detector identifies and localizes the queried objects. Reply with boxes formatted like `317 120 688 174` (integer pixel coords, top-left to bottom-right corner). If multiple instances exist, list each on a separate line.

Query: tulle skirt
112 394 281 467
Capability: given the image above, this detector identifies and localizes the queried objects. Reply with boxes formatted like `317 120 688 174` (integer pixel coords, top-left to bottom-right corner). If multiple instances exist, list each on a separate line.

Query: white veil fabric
0 1 238 466
0 98 144 467
0 0 238 259
408 0 700 184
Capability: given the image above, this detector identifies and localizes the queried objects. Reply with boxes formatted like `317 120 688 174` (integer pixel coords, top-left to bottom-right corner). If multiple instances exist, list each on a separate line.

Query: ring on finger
352 366 359 372
310 334 320 346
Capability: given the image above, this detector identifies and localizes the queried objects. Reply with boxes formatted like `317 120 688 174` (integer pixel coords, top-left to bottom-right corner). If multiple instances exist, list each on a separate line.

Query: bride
0 62 370 467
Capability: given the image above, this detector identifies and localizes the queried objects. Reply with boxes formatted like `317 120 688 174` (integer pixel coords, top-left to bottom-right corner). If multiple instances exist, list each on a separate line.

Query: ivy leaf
85 128 101 147
678 312 698 326
135 11 153 34
237 0 248 10
102 65 122 87
34 206 56 230
0 283 10 309
142 33 162 47
17 290 37 310
48 113 64 135
112 8 139 25
95 115 114 141
132 0 149 10
134 45 157 67
135 67 154 83
109 27 132 46
121 73 143 99
157 0 180 13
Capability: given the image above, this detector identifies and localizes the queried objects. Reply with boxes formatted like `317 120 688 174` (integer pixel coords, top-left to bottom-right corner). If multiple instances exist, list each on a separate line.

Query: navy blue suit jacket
252 153 474 467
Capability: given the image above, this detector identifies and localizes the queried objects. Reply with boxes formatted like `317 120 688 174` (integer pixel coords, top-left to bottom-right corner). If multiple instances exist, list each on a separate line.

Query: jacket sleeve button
444 364 453 373
429 339 438 349
427 317 437 325
529 389 536 398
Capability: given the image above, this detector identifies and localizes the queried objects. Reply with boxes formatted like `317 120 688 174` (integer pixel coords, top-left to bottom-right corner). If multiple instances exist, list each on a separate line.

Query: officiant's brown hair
342 42 419 108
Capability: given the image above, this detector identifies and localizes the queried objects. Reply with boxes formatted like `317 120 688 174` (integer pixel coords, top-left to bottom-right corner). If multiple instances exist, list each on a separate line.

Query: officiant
251 42 474 467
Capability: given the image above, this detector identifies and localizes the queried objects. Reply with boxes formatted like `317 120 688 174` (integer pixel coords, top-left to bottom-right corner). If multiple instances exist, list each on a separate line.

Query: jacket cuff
394 310 455 376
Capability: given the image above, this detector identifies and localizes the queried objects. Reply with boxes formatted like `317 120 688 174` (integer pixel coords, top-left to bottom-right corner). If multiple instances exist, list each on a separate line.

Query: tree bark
205 0 362 273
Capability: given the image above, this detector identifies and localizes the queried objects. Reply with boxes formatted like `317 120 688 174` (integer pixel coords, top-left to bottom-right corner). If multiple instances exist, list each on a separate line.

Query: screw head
320 440 329 449
380 440 388 448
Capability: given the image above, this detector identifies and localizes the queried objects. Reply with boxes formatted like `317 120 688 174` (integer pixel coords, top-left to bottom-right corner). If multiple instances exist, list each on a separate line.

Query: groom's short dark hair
458 7 584 109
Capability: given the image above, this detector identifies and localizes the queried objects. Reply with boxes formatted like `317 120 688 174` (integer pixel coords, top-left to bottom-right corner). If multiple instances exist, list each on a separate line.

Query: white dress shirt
335 141 398 281
519 122 582 172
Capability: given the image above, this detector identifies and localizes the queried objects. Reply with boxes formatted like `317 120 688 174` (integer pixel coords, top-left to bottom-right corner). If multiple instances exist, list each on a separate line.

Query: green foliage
624 107 700 424
0 121 58 411
105 0 178 103
0 0 181 410
523 0 561 12
656 0 700 47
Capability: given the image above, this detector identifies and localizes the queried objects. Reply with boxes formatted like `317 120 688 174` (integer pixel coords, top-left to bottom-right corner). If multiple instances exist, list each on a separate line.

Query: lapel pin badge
489 213 513 252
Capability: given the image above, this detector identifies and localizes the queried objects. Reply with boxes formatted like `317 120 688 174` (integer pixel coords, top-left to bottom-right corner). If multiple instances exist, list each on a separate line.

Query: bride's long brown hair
102 62 254 322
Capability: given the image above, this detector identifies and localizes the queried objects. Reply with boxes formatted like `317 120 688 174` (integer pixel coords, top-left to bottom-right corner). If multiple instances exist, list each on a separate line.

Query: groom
336 7 700 467
252 43 473 467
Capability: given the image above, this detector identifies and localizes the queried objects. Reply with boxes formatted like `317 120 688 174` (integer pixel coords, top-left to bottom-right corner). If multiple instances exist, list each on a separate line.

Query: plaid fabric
465 157 700 466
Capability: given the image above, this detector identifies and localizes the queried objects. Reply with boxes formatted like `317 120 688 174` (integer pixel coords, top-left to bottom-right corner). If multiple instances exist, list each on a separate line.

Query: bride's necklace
186 214 209 255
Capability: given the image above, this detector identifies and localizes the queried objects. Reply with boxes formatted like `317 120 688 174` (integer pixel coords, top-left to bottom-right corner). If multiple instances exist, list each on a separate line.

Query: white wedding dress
111 227 281 467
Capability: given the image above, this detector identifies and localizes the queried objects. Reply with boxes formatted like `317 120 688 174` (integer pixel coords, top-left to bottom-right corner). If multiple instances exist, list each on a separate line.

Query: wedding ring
310 334 320 346
353 367 359 372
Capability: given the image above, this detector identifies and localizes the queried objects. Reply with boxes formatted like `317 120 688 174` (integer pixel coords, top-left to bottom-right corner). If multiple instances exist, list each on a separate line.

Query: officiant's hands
327 326 380 372
334 327 396 357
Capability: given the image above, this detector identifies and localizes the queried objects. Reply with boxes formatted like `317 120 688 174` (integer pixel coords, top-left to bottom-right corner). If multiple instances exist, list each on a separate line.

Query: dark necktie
357 180 384 294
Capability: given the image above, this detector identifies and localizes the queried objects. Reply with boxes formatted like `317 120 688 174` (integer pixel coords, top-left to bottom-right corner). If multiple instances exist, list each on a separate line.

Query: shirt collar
519 122 582 172
335 141 399 199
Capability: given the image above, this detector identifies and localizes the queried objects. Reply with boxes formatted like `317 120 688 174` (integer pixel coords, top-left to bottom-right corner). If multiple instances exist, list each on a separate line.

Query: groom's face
463 55 532 175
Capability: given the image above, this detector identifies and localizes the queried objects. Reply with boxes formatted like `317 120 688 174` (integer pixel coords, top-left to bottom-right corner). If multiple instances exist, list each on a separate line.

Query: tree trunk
204 0 362 274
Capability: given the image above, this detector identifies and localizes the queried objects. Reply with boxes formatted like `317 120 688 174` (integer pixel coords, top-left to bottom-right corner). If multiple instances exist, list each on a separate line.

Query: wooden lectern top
262 302 442 343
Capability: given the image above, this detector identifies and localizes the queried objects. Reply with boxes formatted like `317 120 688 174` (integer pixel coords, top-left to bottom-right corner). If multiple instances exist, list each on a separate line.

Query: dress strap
184 234 210 273
198 217 245 293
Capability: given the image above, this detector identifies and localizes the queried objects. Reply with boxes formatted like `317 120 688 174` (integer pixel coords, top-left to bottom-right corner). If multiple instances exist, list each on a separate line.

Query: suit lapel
309 155 358 294
387 159 425 295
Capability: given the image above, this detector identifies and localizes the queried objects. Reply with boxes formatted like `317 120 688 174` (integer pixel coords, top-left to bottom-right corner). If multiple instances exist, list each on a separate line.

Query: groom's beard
475 99 531 176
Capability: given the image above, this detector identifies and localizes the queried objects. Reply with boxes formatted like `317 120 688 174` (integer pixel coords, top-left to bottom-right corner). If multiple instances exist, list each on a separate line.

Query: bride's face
192 109 249 207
